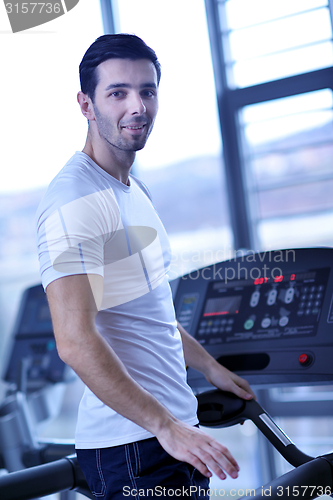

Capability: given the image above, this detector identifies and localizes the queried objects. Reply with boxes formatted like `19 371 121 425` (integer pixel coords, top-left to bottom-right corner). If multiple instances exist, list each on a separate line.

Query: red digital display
254 277 269 285
203 296 241 316
252 271 315 286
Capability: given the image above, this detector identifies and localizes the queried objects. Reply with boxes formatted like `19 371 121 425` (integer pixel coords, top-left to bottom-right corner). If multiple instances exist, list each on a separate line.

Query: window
220 0 333 88
240 89 333 250
205 0 333 251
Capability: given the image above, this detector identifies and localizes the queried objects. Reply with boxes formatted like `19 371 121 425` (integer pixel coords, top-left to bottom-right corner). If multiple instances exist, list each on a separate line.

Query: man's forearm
177 320 216 378
47 275 176 436
177 320 255 400
60 327 177 436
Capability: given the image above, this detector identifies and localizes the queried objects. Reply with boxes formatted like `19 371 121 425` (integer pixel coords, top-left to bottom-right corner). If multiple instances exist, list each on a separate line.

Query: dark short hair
79 34 161 102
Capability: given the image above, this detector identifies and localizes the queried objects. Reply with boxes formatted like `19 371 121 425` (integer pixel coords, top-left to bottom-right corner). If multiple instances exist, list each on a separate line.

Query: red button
299 353 310 365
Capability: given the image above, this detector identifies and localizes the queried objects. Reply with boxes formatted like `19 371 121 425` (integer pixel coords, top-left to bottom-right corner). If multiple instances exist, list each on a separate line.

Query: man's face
91 58 159 153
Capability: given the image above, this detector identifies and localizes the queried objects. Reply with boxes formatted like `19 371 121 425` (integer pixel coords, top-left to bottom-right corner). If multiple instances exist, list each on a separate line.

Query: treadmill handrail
197 389 313 467
0 455 93 500
238 455 333 499
245 398 313 467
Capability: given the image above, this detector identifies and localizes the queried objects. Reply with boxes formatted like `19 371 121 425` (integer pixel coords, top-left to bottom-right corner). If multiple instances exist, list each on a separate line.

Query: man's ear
77 91 95 120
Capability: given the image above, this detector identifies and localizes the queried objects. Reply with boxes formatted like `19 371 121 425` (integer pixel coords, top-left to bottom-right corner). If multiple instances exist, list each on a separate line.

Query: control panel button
298 353 312 366
244 319 254 330
250 291 260 307
279 316 289 327
267 289 277 305
261 317 271 328
284 287 295 304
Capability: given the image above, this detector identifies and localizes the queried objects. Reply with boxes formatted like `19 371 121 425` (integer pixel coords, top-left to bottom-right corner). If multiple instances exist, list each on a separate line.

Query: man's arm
47 274 240 480
177 321 256 400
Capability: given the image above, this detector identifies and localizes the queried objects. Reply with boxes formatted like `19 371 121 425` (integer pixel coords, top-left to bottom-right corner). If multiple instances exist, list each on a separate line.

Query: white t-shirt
36 152 198 448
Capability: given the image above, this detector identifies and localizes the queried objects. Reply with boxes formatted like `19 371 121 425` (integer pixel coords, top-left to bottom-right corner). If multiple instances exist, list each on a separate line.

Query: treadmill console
172 248 333 389
3 285 70 392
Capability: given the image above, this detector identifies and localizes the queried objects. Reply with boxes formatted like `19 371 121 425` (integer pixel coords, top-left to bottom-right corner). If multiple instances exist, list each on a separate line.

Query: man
36 34 255 499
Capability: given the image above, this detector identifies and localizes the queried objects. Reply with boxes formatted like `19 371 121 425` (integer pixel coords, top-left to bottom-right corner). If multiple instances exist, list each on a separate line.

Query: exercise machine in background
1 248 333 498
171 246 333 486
0 284 91 499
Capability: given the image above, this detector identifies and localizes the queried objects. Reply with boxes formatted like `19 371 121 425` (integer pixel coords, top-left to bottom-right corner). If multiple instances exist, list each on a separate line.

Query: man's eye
110 91 125 98
142 90 156 97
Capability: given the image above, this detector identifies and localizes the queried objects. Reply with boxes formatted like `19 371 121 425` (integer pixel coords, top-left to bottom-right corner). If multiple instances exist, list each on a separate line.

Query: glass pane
259 212 333 249
223 0 328 30
257 178 333 218
203 423 261 493
242 90 333 124
265 387 333 479
0 0 104 351
116 0 233 278
219 0 333 87
251 144 333 184
231 41 333 87
137 162 232 281
244 110 333 151
239 90 333 250
241 90 333 152
228 9 332 61
2 0 104 192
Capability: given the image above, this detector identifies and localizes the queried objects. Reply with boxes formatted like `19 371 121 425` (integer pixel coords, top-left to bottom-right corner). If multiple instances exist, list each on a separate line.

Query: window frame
204 0 333 250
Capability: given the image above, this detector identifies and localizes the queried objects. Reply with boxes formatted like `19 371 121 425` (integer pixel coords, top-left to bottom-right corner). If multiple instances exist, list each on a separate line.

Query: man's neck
82 137 135 185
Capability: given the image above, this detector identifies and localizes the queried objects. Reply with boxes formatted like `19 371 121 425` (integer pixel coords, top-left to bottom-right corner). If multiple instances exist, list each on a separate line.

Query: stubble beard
94 105 152 153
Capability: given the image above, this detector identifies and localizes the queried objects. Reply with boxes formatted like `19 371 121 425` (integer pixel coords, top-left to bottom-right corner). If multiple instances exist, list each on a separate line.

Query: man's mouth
122 124 146 130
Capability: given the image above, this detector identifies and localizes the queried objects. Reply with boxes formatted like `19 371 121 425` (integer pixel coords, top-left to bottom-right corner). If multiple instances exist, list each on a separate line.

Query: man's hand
156 418 239 480
177 321 256 401
205 360 256 401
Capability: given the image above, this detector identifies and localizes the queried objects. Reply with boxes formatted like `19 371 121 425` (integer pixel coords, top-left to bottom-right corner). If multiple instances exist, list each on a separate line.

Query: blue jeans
77 436 210 499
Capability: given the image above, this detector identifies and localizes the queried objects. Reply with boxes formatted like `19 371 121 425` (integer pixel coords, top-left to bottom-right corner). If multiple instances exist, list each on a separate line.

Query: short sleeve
36 188 121 290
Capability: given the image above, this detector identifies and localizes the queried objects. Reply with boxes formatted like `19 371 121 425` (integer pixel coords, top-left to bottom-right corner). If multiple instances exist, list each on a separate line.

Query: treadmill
1 247 333 499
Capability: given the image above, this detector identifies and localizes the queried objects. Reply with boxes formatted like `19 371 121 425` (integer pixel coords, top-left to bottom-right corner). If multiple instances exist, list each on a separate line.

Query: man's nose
129 92 146 115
